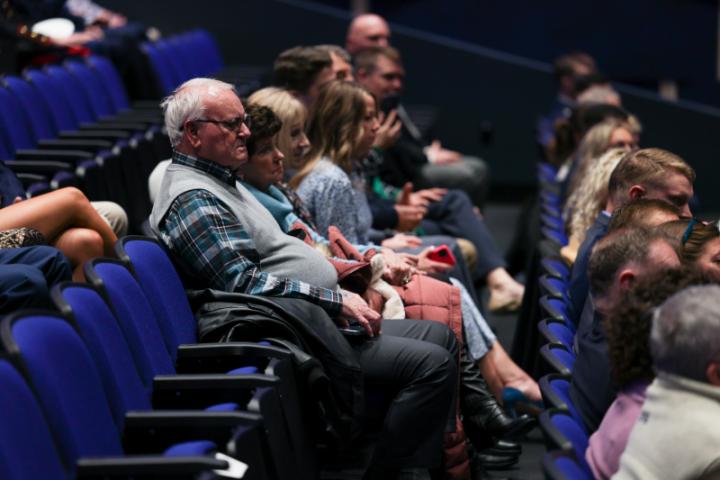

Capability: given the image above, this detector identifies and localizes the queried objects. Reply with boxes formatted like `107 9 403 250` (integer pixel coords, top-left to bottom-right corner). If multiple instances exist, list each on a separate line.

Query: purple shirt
585 380 650 480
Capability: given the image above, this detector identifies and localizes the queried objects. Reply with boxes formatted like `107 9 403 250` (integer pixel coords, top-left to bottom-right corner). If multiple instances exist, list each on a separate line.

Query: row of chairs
1 236 319 479
142 29 266 98
0 53 170 228
534 162 593 479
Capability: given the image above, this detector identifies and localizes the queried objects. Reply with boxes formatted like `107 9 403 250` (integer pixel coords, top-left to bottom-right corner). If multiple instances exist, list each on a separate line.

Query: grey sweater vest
150 163 338 290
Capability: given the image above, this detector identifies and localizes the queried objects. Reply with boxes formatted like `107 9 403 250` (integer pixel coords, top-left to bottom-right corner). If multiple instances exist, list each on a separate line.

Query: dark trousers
421 189 505 281
0 246 71 313
353 320 458 469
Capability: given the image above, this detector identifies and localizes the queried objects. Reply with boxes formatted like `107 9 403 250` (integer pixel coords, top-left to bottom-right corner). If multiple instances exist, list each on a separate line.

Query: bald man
346 13 391 54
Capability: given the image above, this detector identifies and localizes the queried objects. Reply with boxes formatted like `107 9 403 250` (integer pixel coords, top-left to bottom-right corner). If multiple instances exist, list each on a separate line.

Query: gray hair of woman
160 78 236 147
651 284 720 382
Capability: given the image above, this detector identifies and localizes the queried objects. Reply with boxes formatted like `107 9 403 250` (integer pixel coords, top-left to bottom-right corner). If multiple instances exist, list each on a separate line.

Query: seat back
539 410 591 472
84 258 177 381
116 236 197 354
86 55 131 111
542 450 593 480
64 60 115 118
3 75 58 142
539 374 583 423
141 42 178 95
0 83 39 150
24 68 82 132
0 358 68 480
540 343 576 376
52 282 152 427
539 320 574 350
1 312 124 469
45 65 97 125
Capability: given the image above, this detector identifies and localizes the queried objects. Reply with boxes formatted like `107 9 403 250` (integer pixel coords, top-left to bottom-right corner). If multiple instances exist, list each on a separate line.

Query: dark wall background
101 0 720 212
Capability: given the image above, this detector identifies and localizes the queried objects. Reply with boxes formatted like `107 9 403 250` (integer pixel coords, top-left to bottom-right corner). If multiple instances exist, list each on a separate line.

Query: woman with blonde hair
563 119 637 213
561 148 628 263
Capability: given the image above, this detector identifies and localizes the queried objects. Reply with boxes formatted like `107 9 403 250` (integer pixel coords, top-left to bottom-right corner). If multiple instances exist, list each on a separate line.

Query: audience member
586 267 703 479
316 44 354 81
537 52 598 158
151 78 460 480
354 46 489 206
273 46 335 109
345 13 390 55
615 285 720 479
569 228 681 432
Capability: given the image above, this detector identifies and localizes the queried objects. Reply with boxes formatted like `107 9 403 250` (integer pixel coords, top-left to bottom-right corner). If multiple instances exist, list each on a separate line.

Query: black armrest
5 159 74 175
58 129 130 141
76 455 228 478
175 342 291 374
122 409 264 454
37 138 114 150
151 373 280 409
14 148 96 163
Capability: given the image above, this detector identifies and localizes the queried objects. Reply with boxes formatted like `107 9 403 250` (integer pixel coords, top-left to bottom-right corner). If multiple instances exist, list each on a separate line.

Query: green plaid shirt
156 151 343 316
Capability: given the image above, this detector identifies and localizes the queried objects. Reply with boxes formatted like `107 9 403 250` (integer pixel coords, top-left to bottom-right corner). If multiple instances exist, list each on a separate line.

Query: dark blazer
567 212 610 324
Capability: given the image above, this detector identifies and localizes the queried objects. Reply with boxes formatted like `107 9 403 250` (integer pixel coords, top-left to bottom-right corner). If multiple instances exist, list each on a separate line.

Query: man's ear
628 185 646 200
618 269 636 290
707 362 720 386
185 121 202 149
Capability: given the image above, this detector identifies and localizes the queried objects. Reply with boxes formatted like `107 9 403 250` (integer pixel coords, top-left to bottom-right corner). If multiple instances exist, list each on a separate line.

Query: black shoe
483 439 522 455
470 451 514 479
483 412 536 439
476 451 519 470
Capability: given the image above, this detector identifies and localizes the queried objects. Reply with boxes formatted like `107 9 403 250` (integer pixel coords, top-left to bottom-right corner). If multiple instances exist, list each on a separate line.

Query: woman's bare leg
0 188 117 256
477 353 505 401
487 267 525 313
53 228 105 281
487 342 541 402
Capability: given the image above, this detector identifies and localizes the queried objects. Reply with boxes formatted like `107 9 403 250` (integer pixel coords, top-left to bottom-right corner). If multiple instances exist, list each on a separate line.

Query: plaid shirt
157 151 343 316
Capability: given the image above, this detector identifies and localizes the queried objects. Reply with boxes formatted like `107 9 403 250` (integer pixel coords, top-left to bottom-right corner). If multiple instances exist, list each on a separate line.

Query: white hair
651 284 720 382
160 78 236 147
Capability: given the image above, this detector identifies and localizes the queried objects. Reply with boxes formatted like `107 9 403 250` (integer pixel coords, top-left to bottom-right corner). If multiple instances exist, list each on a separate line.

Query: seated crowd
1 7 720 480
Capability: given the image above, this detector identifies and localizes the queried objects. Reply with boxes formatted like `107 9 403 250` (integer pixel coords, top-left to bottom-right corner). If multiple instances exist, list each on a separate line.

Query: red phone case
427 245 457 266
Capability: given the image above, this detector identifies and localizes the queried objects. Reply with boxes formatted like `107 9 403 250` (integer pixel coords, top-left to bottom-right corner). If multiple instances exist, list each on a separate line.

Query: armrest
58 129 130 141
175 342 291 374
5 159 74 176
37 138 114 150
122 409 264 453
14 148 96 163
76 455 228 478
151 373 280 409
78 120 147 136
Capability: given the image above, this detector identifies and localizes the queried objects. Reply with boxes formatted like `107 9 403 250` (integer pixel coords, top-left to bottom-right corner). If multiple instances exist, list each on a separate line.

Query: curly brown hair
604 267 708 387
245 104 282 157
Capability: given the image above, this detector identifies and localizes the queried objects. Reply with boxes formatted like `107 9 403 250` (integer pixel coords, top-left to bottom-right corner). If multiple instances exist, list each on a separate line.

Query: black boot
459 345 536 445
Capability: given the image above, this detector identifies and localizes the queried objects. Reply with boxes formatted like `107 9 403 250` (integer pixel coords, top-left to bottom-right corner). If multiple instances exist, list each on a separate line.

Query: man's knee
414 320 459 359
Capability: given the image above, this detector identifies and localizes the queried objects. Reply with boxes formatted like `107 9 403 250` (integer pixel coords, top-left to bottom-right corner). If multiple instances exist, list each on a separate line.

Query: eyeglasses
194 114 251 132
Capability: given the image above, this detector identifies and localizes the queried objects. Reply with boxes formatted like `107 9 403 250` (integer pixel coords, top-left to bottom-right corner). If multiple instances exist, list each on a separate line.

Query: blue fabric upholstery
118 237 198 353
0 359 67 480
55 283 152 427
8 313 124 466
163 440 216 457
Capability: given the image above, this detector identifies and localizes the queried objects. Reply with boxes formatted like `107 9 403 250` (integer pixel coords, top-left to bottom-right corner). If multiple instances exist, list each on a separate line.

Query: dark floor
321 201 545 479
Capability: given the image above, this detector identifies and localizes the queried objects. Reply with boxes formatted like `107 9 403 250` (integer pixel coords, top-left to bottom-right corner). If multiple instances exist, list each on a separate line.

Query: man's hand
373 110 402 150
426 140 462 165
408 188 447 208
417 247 454 273
338 290 382 336
394 204 425 232
381 250 415 285
381 233 423 250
